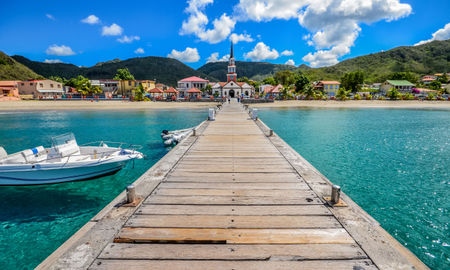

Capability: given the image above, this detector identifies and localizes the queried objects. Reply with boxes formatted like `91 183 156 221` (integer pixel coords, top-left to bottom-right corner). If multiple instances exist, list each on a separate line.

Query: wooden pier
38 100 428 270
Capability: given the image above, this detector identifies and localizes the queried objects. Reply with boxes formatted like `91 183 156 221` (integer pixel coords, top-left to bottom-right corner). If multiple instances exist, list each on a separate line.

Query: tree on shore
134 84 146 101
203 84 212 95
114 68 135 80
437 73 448 84
341 71 364 92
262 77 276 85
336 87 351 100
429 81 442 90
274 70 297 86
65 75 102 95
386 88 401 100
294 74 310 93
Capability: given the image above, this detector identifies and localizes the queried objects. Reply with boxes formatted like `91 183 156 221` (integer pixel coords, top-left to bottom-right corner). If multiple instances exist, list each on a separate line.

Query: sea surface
0 109 207 270
258 107 449 270
0 108 448 269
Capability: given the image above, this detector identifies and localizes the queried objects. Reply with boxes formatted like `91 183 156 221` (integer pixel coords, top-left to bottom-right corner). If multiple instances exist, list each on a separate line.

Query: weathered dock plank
38 100 428 270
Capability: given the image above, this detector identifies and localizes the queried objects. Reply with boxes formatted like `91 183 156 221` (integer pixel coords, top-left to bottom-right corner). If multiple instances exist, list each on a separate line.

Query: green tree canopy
386 88 401 100
262 77 276 85
437 73 448 84
429 80 442 90
237 76 250 83
387 72 418 83
134 84 145 101
336 87 351 100
341 71 364 92
114 68 135 80
48 76 65 83
294 74 310 94
274 70 297 86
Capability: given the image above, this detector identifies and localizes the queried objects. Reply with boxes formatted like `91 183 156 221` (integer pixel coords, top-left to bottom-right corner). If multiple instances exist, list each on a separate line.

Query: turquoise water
0 109 207 270
258 108 449 270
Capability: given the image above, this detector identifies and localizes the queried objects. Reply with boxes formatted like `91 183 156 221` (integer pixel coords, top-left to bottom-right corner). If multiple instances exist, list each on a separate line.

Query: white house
177 76 209 97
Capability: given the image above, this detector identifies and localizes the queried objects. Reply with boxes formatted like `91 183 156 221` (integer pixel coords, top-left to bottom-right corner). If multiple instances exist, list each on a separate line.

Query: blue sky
0 0 449 69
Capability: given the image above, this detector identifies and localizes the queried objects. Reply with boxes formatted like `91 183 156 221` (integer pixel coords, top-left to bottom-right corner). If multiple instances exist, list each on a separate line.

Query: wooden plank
91 260 377 270
125 215 341 228
166 172 301 182
144 195 322 205
158 182 309 190
154 188 315 197
137 205 332 216
115 228 355 244
99 243 367 260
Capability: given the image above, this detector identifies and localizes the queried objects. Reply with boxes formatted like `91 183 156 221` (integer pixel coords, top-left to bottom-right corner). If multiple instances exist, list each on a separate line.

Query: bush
378 96 386 100
353 94 362 100
425 93 436 100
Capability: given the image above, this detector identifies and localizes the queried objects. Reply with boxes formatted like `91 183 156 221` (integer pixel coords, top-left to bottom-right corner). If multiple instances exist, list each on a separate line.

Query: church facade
212 43 255 98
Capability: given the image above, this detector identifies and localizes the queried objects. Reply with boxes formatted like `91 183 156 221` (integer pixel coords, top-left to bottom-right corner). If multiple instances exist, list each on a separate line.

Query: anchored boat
161 128 193 146
0 133 143 186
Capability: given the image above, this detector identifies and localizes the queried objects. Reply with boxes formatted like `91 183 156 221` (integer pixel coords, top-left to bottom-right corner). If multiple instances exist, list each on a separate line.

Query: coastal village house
261 84 282 97
211 43 254 98
90 79 119 98
0 81 20 101
118 80 155 97
177 76 209 97
18 79 64 98
314 81 341 96
381 80 415 93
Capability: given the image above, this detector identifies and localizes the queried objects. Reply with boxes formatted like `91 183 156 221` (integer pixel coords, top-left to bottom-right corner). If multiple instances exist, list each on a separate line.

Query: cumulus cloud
234 0 412 67
44 59 63 64
281 50 293 56
134 48 145 54
117 35 140 43
102 23 123 36
244 42 279 61
168 47 200 63
229 33 254 43
46 45 76 56
415 23 450 46
81 15 100 24
46 14 55 20
207 52 229 63
180 0 235 44
285 59 295 66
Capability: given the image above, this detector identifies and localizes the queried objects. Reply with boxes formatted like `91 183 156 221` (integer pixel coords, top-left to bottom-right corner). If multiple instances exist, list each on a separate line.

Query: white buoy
208 108 215 121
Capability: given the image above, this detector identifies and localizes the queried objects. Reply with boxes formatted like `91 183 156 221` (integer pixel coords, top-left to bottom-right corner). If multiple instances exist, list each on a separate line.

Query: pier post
252 109 258 120
126 185 136 204
208 108 215 121
192 128 196 137
331 185 341 204
269 129 273 137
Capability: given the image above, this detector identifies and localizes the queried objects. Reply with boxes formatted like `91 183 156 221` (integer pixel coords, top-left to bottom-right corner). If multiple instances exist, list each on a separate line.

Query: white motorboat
161 128 194 146
0 133 143 186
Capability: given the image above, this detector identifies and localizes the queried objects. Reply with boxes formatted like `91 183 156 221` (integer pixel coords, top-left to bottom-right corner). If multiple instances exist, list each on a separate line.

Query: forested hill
11 56 215 86
198 61 297 81
0 52 42 80
302 39 450 82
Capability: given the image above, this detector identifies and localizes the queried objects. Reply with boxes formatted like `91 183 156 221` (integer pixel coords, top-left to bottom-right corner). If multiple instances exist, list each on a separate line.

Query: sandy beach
0 100 449 111
251 100 450 109
0 100 220 111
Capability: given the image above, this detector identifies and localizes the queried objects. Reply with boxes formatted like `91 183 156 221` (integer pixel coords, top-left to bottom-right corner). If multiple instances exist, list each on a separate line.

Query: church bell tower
227 42 237 83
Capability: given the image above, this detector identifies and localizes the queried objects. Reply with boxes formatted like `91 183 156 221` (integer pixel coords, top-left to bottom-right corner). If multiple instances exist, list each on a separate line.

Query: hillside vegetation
0 52 42 80
198 61 296 81
301 39 450 83
11 56 214 86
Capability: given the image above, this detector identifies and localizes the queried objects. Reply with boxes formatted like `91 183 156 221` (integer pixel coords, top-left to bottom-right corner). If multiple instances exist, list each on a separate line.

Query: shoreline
0 100 219 111
0 100 449 111
251 100 450 109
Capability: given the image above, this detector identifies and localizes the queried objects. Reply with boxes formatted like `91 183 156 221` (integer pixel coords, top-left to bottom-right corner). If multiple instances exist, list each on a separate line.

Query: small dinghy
161 128 193 146
0 133 143 186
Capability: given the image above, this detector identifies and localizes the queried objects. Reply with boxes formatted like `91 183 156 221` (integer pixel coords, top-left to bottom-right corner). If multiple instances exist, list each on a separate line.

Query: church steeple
227 42 237 83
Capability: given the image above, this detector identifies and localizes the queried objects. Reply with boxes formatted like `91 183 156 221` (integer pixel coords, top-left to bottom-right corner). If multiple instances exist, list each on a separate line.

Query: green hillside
11 56 215 86
198 61 297 81
302 39 450 82
0 52 42 80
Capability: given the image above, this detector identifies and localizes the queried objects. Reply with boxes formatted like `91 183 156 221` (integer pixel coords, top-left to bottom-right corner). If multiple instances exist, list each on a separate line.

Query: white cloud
415 23 450 46
134 48 145 54
285 59 295 66
117 35 140 43
281 50 294 56
180 0 235 44
46 14 55 20
207 52 229 63
44 59 63 64
167 47 200 63
233 0 412 67
229 33 254 43
46 45 76 56
244 42 279 61
81 15 100 25
102 23 123 36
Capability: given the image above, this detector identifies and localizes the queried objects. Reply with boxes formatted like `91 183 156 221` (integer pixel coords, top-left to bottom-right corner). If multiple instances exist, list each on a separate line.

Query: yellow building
117 80 155 96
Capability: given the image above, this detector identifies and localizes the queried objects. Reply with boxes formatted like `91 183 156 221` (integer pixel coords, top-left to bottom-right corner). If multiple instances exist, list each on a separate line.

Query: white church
211 43 255 98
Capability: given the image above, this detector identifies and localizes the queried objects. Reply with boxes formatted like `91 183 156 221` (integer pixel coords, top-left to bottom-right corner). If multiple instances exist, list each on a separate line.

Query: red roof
0 81 19 87
187 87 202 93
179 76 208 82
164 87 179 93
148 87 164 93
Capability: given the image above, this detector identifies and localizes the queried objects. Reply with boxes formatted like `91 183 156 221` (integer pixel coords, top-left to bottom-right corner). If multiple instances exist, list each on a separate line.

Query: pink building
0 81 20 101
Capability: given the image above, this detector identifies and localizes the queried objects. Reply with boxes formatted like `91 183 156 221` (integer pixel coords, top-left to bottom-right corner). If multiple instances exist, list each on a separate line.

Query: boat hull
0 159 129 186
